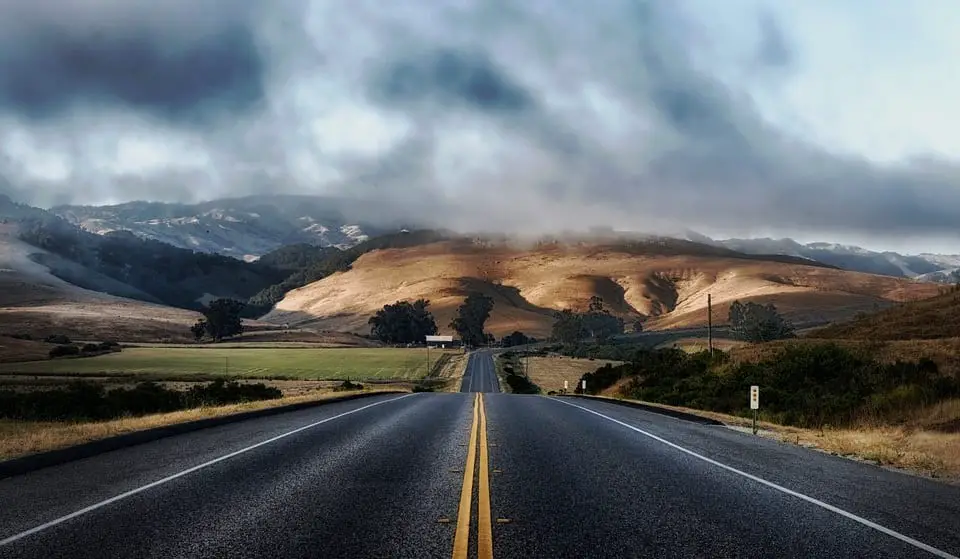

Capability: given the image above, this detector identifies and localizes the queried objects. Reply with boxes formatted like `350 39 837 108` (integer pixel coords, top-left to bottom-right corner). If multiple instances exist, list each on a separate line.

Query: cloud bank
1 0 959 248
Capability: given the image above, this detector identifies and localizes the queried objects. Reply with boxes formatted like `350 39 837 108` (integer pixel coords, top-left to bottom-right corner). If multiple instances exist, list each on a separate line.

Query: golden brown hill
264 240 940 338
811 289 960 340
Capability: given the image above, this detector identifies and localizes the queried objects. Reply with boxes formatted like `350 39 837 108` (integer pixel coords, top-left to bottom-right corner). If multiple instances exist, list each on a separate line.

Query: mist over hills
51 194 399 260
32 194 960 284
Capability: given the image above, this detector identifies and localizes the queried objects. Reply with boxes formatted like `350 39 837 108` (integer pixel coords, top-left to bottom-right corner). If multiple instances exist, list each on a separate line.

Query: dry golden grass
436 352 469 392
583 394 960 482
729 338 960 378
0 388 407 461
812 290 960 340
654 337 745 352
0 336 52 363
526 356 622 393
264 240 938 337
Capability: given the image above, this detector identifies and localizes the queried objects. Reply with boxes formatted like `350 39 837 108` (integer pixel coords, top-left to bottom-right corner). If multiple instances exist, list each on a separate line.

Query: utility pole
707 293 713 354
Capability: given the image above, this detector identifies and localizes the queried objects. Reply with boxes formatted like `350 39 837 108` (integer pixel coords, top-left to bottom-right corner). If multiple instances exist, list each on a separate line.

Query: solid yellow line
477 393 494 559
452 393 480 559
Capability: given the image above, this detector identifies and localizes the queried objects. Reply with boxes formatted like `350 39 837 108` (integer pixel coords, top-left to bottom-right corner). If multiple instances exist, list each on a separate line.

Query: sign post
563 380 569 392
750 385 760 435
581 380 587 392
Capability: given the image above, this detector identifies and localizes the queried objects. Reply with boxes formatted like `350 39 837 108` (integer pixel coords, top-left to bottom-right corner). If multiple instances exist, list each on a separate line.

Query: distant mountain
916 268 960 284
52 194 396 260
10 206 284 311
694 235 960 283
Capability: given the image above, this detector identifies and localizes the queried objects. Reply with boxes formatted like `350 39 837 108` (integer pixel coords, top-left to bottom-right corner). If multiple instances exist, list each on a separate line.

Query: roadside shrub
7 333 32 340
504 373 540 394
81 343 101 353
598 343 960 428
44 334 71 345
99 341 121 352
0 380 283 422
49 344 80 358
333 380 364 392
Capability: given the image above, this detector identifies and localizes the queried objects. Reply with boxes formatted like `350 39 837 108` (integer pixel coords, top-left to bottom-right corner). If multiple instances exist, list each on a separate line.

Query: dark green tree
501 331 534 347
190 319 207 342
368 299 438 344
551 309 585 343
729 300 795 342
581 296 624 342
450 293 495 346
202 299 246 341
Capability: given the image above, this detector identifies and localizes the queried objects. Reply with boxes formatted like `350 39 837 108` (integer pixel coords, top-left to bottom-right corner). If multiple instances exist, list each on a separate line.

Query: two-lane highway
460 351 500 393
2 353 959 558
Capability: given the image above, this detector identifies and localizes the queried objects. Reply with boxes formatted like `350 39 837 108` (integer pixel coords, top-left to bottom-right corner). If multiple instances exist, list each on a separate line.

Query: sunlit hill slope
264 238 940 338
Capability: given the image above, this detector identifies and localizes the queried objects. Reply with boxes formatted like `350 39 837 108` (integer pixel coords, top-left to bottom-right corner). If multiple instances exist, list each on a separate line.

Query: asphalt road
2 360 959 558
460 351 500 393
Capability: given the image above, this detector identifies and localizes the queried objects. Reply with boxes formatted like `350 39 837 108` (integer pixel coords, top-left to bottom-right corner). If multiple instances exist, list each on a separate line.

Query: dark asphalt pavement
2 355 959 558
460 351 500 393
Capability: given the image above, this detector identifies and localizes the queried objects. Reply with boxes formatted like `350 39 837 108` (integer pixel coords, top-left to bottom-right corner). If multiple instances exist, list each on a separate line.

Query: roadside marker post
750 385 760 435
581 380 586 392
563 380 568 392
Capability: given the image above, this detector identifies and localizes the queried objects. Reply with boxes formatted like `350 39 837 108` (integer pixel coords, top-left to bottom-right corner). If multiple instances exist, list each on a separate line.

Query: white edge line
0 393 416 547
551 397 959 559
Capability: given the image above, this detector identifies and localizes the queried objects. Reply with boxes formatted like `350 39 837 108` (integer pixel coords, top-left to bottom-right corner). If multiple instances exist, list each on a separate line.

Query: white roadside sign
750 385 760 410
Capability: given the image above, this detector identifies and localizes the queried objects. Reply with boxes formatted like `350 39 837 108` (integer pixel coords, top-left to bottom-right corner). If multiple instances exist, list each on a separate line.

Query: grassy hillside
264 239 939 337
247 229 452 312
811 289 960 340
0 347 456 381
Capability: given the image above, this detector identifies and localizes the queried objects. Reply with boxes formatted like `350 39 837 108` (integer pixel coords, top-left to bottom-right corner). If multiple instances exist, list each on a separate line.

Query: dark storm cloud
368 47 535 114
2 0 960 247
0 1 266 123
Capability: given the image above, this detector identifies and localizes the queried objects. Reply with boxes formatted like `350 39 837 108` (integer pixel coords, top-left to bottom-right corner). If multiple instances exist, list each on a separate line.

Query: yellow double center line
452 393 494 559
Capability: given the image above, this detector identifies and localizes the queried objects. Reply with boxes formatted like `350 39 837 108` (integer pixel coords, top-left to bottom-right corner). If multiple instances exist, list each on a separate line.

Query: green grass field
0 347 458 380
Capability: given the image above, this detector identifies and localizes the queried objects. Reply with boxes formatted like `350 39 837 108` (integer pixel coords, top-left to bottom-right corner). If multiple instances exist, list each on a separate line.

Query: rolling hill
811 288 960 340
263 238 941 338
0 225 202 341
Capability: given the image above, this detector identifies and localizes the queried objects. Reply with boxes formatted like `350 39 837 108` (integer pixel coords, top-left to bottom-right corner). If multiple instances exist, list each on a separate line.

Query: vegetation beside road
0 347 458 381
0 388 404 461
573 344 959 429
0 379 282 422
496 352 540 394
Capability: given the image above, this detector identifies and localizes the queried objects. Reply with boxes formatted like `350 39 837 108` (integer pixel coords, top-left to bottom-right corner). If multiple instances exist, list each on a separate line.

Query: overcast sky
0 0 958 252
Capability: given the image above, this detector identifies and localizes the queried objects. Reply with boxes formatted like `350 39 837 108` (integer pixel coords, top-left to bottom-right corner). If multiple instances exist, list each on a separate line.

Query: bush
598 343 960 428
49 344 80 358
0 380 282 422
81 343 101 353
333 380 364 392
44 334 71 345
504 373 539 394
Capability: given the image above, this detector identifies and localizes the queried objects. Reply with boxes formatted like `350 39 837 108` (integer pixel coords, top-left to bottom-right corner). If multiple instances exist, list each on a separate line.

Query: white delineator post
750 385 760 434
